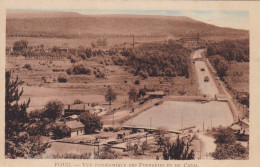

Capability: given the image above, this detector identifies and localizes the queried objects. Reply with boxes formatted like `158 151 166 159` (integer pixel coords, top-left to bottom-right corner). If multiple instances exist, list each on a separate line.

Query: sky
8 9 249 30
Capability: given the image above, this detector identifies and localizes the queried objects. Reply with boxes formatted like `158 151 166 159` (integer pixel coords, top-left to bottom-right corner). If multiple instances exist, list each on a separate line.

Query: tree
52 123 71 139
211 126 248 159
212 143 248 160
163 135 195 160
42 100 64 121
13 40 28 51
5 71 50 158
128 87 137 103
155 128 170 151
79 112 103 134
97 145 119 159
105 87 117 105
213 126 236 144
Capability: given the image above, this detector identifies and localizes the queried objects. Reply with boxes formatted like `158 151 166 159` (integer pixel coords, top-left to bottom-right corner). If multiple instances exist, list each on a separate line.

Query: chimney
68 104 70 110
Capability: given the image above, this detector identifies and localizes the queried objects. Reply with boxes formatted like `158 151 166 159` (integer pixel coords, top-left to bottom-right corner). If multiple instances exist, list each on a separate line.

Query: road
192 49 219 99
198 133 216 160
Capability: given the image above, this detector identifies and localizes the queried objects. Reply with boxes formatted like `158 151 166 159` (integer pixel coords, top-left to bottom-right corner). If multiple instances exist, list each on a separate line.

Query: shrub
67 64 92 75
23 64 32 70
58 74 67 83
52 123 70 139
51 152 92 159
94 68 105 78
134 80 140 85
42 100 64 121
74 99 84 104
13 40 28 51
70 55 80 63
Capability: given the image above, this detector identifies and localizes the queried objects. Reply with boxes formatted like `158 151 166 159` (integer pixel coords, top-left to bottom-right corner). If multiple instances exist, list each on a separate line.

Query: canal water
123 101 233 131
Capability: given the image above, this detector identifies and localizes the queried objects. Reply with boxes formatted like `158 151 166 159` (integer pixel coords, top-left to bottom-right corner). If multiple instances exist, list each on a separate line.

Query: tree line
112 42 191 78
207 39 249 62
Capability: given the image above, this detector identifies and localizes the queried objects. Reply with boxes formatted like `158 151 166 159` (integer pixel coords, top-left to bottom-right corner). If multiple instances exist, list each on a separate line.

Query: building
63 104 93 116
230 118 249 141
65 120 85 137
146 91 165 98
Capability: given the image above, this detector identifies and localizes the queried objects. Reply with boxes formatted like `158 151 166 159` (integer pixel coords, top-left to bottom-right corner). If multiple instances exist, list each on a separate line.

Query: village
5 11 250 160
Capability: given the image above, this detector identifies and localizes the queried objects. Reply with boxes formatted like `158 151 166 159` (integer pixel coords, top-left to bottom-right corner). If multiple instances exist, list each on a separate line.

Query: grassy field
6 36 166 49
225 61 249 93
6 43 197 112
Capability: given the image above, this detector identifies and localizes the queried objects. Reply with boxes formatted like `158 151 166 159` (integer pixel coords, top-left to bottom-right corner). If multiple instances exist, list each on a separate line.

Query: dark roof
65 121 85 129
67 104 93 111
146 91 165 96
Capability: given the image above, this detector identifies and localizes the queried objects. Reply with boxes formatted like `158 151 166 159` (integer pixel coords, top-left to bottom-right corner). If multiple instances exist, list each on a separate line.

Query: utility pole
211 110 212 129
181 112 183 129
150 117 152 130
133 34 135 48
113 111 114 125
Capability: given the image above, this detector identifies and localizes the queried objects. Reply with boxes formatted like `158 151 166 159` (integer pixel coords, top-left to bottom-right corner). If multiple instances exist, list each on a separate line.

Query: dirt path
198 133 216 159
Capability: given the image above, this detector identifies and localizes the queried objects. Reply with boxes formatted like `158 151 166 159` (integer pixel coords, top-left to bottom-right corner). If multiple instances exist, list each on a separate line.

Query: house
93 105 106 113
230 118 249 141
146 91 165 98
63 104 93 116
215 94 229 102
65 120 85 137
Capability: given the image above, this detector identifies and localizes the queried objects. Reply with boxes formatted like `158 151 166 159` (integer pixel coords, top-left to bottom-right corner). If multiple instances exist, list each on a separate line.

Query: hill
6 11 249 40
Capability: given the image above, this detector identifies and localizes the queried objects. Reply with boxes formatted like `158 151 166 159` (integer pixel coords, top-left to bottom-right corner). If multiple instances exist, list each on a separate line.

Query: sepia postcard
0 0 260 167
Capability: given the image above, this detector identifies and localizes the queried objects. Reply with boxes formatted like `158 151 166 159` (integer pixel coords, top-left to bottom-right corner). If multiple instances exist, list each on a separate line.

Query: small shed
146 91 165 98
215 94 229 102
64 104 93 116
65 120 85 137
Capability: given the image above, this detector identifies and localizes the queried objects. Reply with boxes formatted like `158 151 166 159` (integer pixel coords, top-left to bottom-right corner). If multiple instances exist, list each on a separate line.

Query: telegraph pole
211 110 212 129
133 34 135 48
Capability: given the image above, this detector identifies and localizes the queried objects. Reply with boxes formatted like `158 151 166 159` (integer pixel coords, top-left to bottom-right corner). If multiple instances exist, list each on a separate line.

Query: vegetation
163 135 195 160
42 100 64 121
51 152 91 159
105 87 117 105
67 64 92 75
97 145 119 159
155 128 170 151
79 112 103 134
94 68 105 78
23 63 32 70
58 74 67 83
116 42 191 78
211 56 228 80
13 40 28 51
207 39 249 62
5 71 50 158
128 87 138 103
52 123 71 139
74 99 84 104
211 126 249 160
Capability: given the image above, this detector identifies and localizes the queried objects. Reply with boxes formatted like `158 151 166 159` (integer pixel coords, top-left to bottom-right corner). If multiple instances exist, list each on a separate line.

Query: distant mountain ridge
6 11 249 39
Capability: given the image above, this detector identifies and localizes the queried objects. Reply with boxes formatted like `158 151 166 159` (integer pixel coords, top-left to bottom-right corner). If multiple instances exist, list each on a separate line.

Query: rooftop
67 104 93 111
65 120 85 129
146 91 165 96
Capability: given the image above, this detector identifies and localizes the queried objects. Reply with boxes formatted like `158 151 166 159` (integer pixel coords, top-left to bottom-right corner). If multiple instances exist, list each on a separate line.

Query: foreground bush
51 152 91 159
